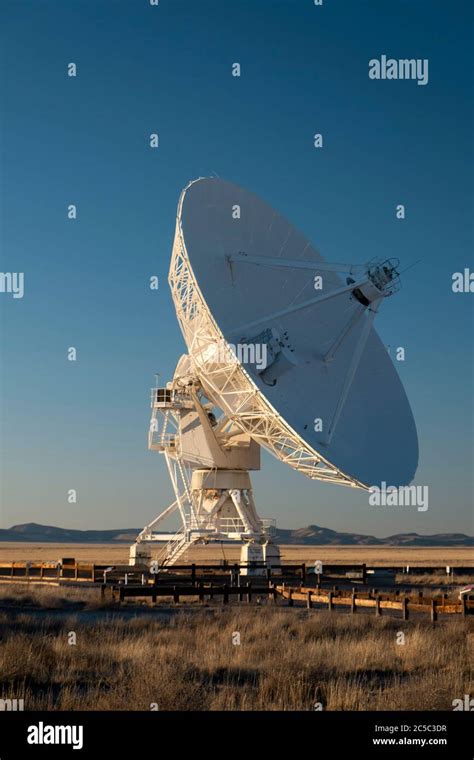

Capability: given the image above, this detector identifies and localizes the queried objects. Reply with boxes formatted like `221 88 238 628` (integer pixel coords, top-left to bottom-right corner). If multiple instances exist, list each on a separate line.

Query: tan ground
0 541 472 567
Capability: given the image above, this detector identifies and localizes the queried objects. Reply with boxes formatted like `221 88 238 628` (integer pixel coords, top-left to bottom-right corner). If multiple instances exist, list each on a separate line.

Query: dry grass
0 600 472 711
1 541 473 566
395 574 473 587
0 583 110 609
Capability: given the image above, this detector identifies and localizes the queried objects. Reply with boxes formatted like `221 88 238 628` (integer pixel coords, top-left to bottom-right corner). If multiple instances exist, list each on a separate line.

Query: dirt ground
0 541 472 567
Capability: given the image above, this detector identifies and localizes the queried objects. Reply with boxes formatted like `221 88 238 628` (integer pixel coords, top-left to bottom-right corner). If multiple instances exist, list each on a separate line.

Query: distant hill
0 522 472 547
273 525 474 547
0 523 139 543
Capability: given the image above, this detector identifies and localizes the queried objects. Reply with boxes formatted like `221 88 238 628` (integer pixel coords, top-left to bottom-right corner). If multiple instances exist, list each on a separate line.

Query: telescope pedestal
130 375 278 569
130 462 279 570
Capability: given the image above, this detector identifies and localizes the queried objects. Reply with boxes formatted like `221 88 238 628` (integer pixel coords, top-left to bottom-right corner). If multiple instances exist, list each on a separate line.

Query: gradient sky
0 0 473 537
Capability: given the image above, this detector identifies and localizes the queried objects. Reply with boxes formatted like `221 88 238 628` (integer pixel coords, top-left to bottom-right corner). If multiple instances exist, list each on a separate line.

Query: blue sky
0 0 472 536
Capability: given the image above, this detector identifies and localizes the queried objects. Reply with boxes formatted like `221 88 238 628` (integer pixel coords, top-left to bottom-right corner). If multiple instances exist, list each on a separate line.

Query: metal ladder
157 529 197 566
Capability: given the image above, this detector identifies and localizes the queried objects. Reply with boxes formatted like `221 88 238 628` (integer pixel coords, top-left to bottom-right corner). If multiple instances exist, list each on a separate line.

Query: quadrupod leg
323 299 381 446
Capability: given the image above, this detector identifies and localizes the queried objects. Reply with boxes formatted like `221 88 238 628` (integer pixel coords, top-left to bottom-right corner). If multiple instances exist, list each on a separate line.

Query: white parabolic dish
169 177 418 489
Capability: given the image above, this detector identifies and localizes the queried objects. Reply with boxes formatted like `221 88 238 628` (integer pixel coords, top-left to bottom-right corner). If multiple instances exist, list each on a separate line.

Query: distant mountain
274 525 382 545
273 525 474 547
0 523 139 543
0 522 472 547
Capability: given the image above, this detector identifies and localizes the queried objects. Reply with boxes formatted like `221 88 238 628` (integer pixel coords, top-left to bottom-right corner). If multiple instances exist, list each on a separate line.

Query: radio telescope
130 178 418 569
